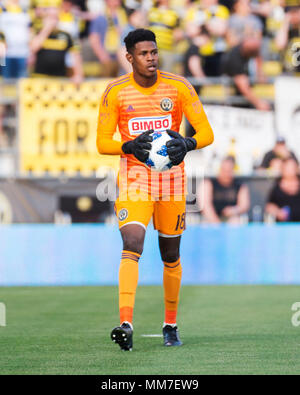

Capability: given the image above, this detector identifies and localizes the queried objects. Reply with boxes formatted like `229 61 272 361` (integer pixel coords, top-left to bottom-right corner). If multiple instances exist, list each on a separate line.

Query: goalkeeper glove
166 130 197 166
122 130 153 163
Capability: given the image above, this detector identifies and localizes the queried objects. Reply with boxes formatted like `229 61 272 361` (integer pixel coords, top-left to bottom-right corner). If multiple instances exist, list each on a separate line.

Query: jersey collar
130 70 161 95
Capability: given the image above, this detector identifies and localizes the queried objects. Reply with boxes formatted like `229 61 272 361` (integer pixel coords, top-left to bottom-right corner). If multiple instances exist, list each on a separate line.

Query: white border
119 221 147 231
158 232 181 238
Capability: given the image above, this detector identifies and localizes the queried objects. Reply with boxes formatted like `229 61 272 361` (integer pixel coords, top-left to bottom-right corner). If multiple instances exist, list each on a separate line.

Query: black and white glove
122 130 153 163
166 130 197 166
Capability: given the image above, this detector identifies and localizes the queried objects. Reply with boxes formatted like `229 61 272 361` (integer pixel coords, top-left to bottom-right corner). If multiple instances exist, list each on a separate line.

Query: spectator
0 0 31 79
0 31 5 146
88 0 127 77
219 0 235 13
29 9 83 85
57 0 82 71
183 22 208 137
201 156 250 224
265 157 300 222
183 0 230 135
117 7 148 74
29 0 63 33
183 23 208 79
275 5 300 73
58 0 80 40
0 103 5 147
70 0 92 39
0 30 4 58
259 136 298 172
184 0 229 76
227 0 264 47
227 0 267 81
148 0 183 73
221 37 271 110
251 0 285 61
0 0 30 147
66 0 100 77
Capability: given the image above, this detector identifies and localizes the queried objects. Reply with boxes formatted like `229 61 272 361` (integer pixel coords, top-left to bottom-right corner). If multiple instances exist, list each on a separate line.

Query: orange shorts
114 193 186 236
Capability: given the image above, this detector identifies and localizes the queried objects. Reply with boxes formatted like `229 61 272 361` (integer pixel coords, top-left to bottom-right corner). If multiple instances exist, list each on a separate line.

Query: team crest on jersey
118 208 128 221
160 98 173 112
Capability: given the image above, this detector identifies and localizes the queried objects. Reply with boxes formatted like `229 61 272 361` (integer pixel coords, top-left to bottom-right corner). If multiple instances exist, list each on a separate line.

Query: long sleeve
96 86 123 155
181 83 214 149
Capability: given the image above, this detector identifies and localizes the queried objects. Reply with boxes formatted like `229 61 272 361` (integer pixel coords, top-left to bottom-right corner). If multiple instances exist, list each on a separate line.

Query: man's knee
161 250 180 263
121 226 145 255
159 235 181 263
123 233 144 255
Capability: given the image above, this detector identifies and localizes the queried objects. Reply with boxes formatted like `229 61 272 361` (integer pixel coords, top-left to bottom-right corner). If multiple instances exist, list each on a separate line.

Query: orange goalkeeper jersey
96 70 213 197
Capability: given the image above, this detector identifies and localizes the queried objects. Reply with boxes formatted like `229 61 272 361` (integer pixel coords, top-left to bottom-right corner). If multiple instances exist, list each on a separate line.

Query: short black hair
124 28 157 53
223 155 236 166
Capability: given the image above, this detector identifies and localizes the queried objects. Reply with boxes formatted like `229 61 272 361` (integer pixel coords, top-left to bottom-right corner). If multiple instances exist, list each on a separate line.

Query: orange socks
119 250 140 325
119 252 182 327
163 258 182 325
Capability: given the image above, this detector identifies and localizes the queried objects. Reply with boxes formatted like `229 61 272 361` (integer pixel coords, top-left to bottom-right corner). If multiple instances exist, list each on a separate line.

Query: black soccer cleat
163 325 183 347
111 322 133 351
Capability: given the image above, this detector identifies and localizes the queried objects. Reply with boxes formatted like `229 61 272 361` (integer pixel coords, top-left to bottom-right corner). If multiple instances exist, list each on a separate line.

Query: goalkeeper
96 29 214 351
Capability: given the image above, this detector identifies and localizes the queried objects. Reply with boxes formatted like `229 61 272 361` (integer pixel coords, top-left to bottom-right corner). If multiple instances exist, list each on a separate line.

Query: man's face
282 158 299 178
106 0 121 9
219 160 234 181
127 41 159 78
62 1 73 12
235 0 251 15
288 9 300 26
202 0 218 8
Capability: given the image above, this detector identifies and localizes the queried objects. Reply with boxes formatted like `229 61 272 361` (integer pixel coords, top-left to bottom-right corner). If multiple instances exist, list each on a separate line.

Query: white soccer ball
145 130 174 172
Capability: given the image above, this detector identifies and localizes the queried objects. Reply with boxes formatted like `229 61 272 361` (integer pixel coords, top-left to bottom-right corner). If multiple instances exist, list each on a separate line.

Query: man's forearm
234 75 261 108
30 15 57 53
184 99 214 150
89 33 111 64
203 206 221 223
275 19 289 50
97 137 123 155
192 127 214 149
71 51 84 82
265 203 280 218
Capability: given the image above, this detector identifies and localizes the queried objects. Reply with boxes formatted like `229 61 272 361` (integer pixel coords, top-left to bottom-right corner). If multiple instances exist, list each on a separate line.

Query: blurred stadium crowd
0 0 300 84
0 0 300 225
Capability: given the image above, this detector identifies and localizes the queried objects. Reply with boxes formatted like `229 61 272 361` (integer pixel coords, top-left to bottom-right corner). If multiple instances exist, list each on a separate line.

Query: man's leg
159 235 182 328
111 191 153 351
154 195 185 346
159 235 183 346
119 223 145 325
111 223 146 351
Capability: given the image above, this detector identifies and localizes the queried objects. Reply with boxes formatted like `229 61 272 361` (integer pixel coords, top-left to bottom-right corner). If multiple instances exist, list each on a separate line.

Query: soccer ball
145 130 174 172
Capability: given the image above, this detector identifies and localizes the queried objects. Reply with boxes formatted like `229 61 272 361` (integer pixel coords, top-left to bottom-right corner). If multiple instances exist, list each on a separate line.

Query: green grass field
0 285 300 375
